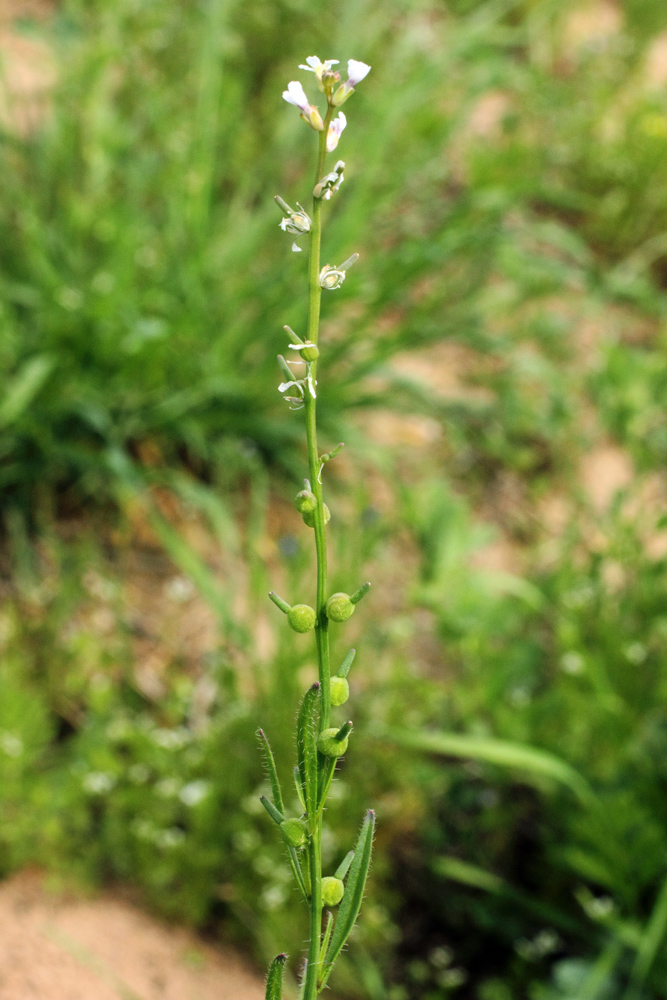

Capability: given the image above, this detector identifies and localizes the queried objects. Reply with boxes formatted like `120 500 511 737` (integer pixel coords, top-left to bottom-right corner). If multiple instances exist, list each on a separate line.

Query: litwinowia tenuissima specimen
259 54 374 1000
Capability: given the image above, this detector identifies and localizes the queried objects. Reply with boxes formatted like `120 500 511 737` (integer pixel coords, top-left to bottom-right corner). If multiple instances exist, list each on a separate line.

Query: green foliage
4 0 667 998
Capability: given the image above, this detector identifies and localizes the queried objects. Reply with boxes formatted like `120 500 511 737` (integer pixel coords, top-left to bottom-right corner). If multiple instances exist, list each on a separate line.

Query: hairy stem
302 108 333 1000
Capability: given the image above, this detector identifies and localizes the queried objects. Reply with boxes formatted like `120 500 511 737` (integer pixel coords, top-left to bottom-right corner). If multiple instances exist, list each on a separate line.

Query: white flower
319 266 346 290
332 59 372 106
327 112 347 153
346 59 371 86
299 55 339 74
282 80 324 131
283 80 310 112
319 253 359 291
313 160 345 201
299 56 340 93
179 780 211 807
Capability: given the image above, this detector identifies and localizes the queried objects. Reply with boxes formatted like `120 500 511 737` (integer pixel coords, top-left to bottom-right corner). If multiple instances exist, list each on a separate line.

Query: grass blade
377 728 593 803
321 810 375 989
625 874 667 1000
0 354 54 429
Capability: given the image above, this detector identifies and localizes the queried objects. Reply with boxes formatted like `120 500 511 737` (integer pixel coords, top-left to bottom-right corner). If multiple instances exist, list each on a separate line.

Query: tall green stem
302 109 333 1000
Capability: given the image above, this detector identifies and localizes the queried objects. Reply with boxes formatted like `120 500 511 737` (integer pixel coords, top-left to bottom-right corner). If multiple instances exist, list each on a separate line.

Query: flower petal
346 59 371 86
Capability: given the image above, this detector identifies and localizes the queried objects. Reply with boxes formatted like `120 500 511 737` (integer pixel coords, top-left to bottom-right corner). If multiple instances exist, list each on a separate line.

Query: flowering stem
302 106 333 1000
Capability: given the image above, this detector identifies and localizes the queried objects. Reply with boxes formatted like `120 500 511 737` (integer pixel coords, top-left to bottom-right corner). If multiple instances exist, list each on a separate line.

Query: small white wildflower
625 642 647 664
83 771 116 795
298 56 340 92
319 266 346 290
282 81 324 131
151 727 191 749
333 59 371 106
0 732 22 758
347 59 371 86
277 201 312 253
155 827 186 849
179 780 211 807
560 651 584 675
314 160 345 200
319 253 359 291
155 777 181 798
327 112 347 153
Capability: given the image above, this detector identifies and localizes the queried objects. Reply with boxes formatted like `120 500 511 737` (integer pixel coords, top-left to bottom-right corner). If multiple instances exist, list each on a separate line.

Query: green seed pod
280 818 307 848
295 490 317 514
300 342 319 363
287 604 317 633
302 503 330 528
330 676 350 706
325 592 355 623
317 727 350 757
321 876 345 907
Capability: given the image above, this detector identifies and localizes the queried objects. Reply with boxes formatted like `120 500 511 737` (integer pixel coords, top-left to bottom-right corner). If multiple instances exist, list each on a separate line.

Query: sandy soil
0 871 264 1000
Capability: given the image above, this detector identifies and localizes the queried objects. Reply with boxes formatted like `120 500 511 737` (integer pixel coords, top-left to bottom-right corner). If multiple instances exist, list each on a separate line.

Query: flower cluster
282 55 371 144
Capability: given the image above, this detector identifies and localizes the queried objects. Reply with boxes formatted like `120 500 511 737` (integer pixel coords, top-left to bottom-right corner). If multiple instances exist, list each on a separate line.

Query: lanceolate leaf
265 953 287 1000
321 810 375 988
258 729 284 814
297 683 320 823
260 794 284 825
377 728 593 804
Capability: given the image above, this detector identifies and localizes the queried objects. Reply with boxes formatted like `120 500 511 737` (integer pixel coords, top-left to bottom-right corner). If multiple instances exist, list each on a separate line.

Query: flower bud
330 676 350 706
302 503 330 528
317 724 351 757
295 490 317 514
321 876 345 906
280 818 307 848
287 604 317 633
325 592 355 622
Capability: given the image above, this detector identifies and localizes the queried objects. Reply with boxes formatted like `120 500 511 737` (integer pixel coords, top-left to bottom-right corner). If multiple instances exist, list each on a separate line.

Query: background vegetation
2 0 667 997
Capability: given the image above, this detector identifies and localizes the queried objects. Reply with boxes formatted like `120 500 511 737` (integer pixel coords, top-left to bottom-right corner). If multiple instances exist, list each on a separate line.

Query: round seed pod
325 592 355 623
300 343 319 363
321 876 345 907
330 676 350 706
287 604 317 633
280 818 307 848
317 727 349 757
302 503 330 528
295 490 317 514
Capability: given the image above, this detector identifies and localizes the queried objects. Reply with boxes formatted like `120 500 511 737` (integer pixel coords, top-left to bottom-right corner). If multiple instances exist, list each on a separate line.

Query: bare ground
0 871 264 1000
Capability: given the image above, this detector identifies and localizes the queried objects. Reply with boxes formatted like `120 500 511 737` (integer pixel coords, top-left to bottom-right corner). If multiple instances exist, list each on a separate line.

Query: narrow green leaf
433 855 505 894
321 810 375 988
286 845 309 904
626 874 667 999
258 729 284 815
319 911 334 966
265 953 287 1000
377 728 593 803
338 649 356 679
0 354 54 429
335 851 355 881
317 755 337 816
297 683 320 823
293 765 306 811
260 795 284 825
436 856 587 936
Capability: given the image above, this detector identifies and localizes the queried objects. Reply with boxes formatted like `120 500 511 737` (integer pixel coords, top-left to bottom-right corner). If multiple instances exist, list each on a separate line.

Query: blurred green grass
4 0 667 998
